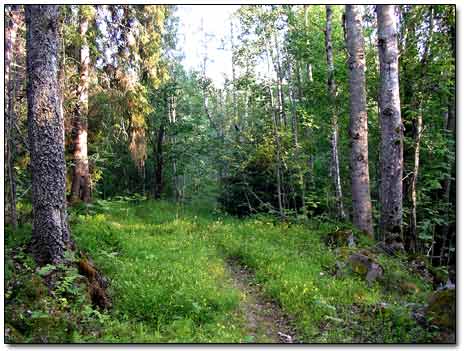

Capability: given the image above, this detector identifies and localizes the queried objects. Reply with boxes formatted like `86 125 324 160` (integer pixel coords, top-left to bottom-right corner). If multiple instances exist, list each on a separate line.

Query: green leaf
37 264 56 276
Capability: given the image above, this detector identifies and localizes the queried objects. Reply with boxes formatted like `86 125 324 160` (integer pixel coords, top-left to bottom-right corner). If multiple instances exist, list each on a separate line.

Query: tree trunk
5 5 21 229
265 47 284 218
377 5 404 246
407 7 433 253
345 5 374 236
270 86 284 218
274 32 286 128
409 111 422 253
230 20 239 127
295 61 303 102
26 5 70 264
325 5 346 220
440 13 456 267
70 8 91 203
169 94 181 202
304 5 313 83
154 122 165 199
288 57 306 215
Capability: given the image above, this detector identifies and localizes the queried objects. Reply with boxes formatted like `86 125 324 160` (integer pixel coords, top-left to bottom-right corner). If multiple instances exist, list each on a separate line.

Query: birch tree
70 6 93 203
345 5 373 236
5 5 22 229
377 5 404 246
325 5 346 220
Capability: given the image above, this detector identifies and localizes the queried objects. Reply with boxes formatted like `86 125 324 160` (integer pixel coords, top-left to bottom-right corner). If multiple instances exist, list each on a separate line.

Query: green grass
5 198 436 343
71 199 247 342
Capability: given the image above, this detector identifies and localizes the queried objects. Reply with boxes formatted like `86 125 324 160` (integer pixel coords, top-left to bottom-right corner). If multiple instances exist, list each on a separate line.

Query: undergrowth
5 198 441 343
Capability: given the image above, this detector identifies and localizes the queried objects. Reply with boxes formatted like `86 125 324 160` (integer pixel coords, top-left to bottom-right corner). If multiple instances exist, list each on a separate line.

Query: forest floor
5 197 454 343
226 257 298 343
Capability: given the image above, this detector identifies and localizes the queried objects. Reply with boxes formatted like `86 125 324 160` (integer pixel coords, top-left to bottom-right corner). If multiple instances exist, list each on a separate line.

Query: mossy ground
5 198 446 343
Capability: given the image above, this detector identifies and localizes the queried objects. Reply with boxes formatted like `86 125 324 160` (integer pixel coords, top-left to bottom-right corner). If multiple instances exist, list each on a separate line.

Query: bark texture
377 5 404 244
70 9 91 203
345 5 373 236
26 5 70 264
325 5 346 220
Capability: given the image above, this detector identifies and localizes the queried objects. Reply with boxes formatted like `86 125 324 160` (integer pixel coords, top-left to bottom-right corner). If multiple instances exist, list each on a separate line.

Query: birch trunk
26 5 70 264
407 7 433 253
70 8 91 203
345 5 374 236
377 5 404 245
325 5 346 220
440 14 456 266
270 86 284 218
169 95 181 202
5 5 21 229
266 47 284 218
230 21 239 127
274 32 286 128
304 5 313 83
154 121 165 199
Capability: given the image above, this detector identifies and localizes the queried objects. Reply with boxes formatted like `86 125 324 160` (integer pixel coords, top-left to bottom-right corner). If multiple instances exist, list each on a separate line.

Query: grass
5 198 438 343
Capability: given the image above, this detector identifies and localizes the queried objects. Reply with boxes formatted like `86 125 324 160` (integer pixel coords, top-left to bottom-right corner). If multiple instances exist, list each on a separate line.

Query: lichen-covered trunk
377 5 404 245
345 5 374 236
70 10 91 203
26 5 70 264
325 5 346 220
5 5 21 229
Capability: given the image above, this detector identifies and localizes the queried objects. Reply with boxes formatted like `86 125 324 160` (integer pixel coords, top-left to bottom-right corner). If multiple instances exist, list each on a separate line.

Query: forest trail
226 257 298 343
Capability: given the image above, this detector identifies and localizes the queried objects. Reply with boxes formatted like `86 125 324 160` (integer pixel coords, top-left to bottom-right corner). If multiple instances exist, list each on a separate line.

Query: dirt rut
226 258 299 343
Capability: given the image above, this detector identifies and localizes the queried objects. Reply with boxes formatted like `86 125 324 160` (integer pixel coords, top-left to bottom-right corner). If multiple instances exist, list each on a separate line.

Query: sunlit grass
6 198 434 342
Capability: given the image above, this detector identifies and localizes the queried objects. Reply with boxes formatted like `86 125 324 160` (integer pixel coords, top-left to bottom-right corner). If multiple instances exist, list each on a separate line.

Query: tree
5 5 22 229
376 5 403 247
70 6 93 203
26 5 70 263
345 5 373 236
325 5 346 220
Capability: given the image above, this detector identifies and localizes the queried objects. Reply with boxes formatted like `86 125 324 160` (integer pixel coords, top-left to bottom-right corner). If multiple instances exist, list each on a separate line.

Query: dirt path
226 258 299 343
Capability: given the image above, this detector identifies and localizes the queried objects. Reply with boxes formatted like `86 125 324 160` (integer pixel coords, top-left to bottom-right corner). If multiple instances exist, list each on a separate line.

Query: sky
176 5 240 87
